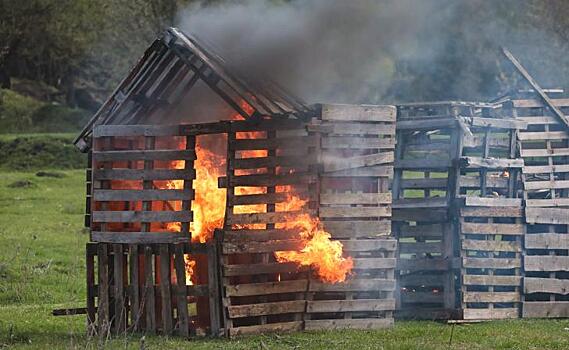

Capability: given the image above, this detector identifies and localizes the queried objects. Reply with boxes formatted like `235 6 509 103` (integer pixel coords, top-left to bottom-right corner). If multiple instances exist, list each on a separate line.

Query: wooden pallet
306 104 396 329
459 197 524 320
392 104 462 318
86 242 220 337
90 124 200 244
510 97 569 318
218 119 318 337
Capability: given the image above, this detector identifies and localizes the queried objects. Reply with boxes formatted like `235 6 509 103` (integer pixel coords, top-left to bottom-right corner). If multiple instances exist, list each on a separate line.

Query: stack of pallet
392 102 478 319
457 115 526 320
218 119 319 337
307 104 397 330
510 96 569 318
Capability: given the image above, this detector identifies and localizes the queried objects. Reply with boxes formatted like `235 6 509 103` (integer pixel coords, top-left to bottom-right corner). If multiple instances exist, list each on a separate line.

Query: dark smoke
177 0 569 105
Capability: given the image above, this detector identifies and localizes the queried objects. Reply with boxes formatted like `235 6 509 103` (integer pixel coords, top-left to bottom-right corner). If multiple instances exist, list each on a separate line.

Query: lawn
1 169 569 349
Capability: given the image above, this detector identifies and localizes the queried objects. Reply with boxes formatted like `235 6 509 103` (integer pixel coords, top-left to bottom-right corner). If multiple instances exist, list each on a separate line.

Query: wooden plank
353 257 397 269
320 192 391 205
463 292 520 303
397 258 451 271
93 149 196 162
525 233 569 249
399 274 445 286
322 220 391 238
525 256 569 272
469 117 527 130
460 207 523 218
512 98 569 108
322 165 393 177
395 159 451 170
396 118 457 130
93 189 194 201
319 206 391 218
92 232 188 244
223 229 299 242
463 308 518 320
207 241 221 336
228 321 303 337
222 240 304 254
112 244 126 334
524 277 569 294
399 178 448 189
225 280 308 297
304 318 393 330
309 279 395 292
522 164 569 174
320 103 396 122
525 208 569 225
461 222 524 235
232 155 315 170
463 275 521 286
460 176 509 189
223 262 305 277
524 180 569 190
339 239 397 252
521 148 569 157
323 152 394 172
225 210 315 225
229 192 304 206
86 245 96 332
518 131 568 141
459 157 523 169
307 299 395 313
517 115 559 125
463 197 522 207
398 242 444 254
322 136 395 149
503 47 569 129
398 224 445 238
128 245 141 332
463 257 520 269
93 124 182 137
92 211 192 223
228 300 306 318
523 302 569 318
143 246 156 332
173 244 189 337
232 136 318 150
392 208 448 222
219 173 317 187
392 198 447 209
525 198 569 207
158 245 173 335
322 122 395 135
93 169 195 181
97 244 109 333
461 239 521 252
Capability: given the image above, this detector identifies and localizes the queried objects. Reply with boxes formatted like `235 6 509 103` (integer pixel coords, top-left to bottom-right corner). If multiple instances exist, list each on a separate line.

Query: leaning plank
228 300 306 318
525 233 569 249
92 210 192 223
523 302 569 318
525 208 569 225
225 280 308 297
229 321 303 337
307 299 396 313
304 318 393 330
320 104 396 122
524 277 569 295
323 152 394 172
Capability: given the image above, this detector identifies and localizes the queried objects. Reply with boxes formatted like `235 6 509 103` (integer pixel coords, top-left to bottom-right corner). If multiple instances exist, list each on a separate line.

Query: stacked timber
457 114 526 320
509 96 569 318
307 104 397 330
392 102 476 319
218 119 319 337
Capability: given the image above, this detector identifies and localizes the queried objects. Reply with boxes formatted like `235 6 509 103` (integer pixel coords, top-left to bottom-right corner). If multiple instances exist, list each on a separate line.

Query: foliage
0 134 86 170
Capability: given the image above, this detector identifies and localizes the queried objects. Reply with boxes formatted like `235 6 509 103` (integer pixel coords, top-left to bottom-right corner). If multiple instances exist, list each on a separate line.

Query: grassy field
1 170 569 349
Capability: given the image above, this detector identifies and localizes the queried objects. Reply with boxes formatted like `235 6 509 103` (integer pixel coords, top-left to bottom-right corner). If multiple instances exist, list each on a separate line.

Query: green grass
1 170 569 349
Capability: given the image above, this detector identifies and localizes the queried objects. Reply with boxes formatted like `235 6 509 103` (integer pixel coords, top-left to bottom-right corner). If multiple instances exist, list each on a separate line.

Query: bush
0 89 44 133
0 135 86 170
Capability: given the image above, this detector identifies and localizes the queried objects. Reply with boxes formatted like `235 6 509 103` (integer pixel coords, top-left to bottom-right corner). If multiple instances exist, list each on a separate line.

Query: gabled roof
74 27 314 151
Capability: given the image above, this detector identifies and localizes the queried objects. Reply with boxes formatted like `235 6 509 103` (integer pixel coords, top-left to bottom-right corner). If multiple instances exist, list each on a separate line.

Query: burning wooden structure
69 27 569 337
74 28 397 337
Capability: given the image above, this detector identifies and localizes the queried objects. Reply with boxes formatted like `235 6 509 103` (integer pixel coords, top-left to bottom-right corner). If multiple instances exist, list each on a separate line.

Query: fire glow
160 119 353 284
